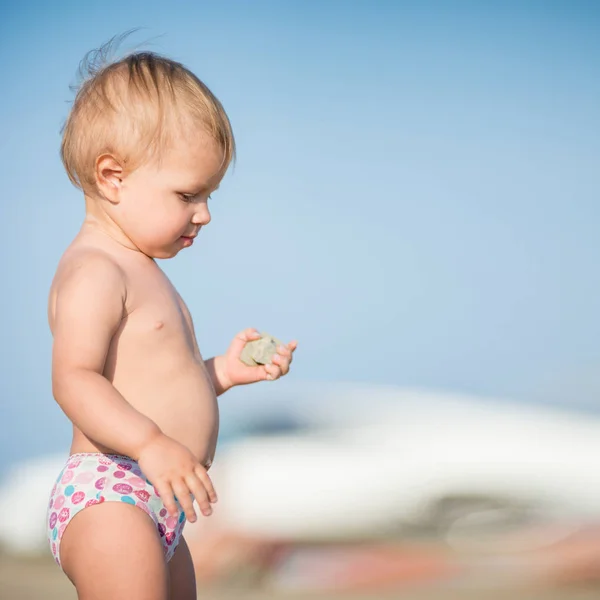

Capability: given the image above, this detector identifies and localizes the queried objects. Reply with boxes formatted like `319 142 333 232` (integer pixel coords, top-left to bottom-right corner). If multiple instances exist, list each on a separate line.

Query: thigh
60 501 169 600
168 536 197 600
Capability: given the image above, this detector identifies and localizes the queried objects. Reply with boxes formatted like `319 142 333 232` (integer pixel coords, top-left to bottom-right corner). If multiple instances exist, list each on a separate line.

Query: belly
71 355 219 467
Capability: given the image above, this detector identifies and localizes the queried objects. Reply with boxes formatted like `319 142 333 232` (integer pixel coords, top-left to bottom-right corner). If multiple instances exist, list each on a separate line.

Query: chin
141 246 180 260
153 250 180 259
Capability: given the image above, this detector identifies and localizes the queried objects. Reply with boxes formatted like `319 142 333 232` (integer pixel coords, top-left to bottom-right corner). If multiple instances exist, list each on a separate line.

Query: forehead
161 132 226 186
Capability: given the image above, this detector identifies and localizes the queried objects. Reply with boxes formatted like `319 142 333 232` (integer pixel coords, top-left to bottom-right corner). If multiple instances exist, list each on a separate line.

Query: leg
168 536 197 600
60 502 169 600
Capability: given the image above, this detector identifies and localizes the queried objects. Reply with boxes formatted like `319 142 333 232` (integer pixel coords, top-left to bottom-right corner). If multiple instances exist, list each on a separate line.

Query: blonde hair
61 37 235 193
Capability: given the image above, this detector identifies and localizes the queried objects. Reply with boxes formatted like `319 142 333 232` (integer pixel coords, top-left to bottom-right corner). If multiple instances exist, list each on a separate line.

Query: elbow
51 369 68 405
51 366 84 406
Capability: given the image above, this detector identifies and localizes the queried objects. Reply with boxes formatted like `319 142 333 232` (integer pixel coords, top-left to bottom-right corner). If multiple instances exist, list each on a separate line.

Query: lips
181 236 195 244
180 235 196 247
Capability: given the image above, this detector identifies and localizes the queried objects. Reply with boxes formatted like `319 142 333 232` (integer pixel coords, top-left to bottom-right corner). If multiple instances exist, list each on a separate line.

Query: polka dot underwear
47 453 186 567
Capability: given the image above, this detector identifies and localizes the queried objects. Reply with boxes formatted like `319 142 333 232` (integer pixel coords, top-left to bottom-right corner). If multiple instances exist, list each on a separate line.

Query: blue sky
0 1 599 469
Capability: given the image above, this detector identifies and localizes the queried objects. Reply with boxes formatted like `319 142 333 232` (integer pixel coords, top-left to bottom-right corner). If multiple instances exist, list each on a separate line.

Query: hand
137 433 217 522
219 328 298 387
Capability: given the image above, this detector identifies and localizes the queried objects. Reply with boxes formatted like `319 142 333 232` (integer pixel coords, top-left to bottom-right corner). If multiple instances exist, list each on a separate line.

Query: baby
45 40 297 599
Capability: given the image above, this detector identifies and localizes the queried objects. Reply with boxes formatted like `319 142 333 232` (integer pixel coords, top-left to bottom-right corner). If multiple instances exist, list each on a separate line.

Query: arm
204 356 231 396
51 253 162 460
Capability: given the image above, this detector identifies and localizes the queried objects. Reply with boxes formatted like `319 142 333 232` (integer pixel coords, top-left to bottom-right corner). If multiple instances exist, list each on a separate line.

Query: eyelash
179 193 212 203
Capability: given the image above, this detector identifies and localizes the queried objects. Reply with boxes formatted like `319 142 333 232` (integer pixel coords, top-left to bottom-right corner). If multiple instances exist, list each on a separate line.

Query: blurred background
1 1 600 598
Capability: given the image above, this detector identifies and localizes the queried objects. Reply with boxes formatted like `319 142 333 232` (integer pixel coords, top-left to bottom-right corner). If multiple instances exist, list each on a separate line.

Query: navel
154 321 165 330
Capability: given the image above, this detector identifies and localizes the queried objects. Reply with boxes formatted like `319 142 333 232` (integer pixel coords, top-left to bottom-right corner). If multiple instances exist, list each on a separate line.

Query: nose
191 203 211 226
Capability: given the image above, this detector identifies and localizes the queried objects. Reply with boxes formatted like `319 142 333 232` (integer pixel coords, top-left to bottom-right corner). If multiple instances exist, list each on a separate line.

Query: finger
272 353 290 376
172 479 198 522
258 364 270 382
154 481 179 518
194 464 218 503
279 345 294 367
264 363 282 381
187 481 211 517
229 328 262 358
239 327 262 341
187 472 212 517
276 345 292 359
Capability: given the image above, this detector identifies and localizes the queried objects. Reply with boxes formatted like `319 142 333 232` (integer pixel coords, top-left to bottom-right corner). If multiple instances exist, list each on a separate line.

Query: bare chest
118 266 199 357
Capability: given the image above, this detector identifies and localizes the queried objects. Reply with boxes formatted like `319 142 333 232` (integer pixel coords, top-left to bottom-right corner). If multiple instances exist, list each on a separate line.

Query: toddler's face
114 133 224 258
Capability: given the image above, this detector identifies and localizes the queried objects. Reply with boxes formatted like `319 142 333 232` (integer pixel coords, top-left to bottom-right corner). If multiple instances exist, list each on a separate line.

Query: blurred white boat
0 455 66 555
2 382 600 556
193 382 600 551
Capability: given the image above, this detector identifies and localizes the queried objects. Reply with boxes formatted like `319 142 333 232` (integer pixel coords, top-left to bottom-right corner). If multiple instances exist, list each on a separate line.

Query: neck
82 194 144 255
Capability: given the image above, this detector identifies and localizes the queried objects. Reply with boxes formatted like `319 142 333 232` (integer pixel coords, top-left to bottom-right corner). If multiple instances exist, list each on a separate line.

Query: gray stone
240 332 284 367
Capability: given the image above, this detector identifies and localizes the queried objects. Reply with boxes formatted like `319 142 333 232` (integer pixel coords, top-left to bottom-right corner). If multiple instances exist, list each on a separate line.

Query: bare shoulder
49 244 127 330
56 244 126 283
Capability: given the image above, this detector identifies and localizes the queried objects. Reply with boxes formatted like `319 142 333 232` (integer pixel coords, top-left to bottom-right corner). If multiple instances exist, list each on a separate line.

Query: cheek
120 191 179 239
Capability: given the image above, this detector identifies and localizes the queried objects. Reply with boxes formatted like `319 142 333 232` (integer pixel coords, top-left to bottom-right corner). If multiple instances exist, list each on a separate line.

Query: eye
178 192 213 203
178 192 198 203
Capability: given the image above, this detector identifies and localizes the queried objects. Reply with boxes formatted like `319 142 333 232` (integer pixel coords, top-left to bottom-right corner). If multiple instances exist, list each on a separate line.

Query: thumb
228 328 262 358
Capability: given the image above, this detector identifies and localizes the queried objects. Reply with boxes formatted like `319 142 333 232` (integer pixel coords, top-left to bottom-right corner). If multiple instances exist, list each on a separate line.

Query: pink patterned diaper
46 453 186 567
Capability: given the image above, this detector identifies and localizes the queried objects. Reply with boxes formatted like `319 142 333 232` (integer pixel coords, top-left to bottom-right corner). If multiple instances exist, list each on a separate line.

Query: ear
95 154 124 203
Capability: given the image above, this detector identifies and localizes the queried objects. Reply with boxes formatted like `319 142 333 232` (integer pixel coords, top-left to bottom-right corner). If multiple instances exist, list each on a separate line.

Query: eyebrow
182 183 220 195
